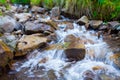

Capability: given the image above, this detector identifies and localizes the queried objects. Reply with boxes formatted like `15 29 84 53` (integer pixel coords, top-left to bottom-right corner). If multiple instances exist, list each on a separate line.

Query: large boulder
25 21 55 34
0 39 13 68
89 20 103 29
0 16 16 33
64 34 86 61
14 13 32 23
16 34 48 56
76 16 89 25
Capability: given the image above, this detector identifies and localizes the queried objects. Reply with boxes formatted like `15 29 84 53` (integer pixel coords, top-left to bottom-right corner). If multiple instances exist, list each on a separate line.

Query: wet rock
108 21 120 30
25 21 55 34
0 39 13 68
110 52 120 69
38 19 58 30
99 24 109 30
89 20 103 29
51 7 60 20
45 43 63 50
92 66 104 71
64 48 85 61
47 33 57 42
14 22 25 32
77 16 89 25
39 57 49 63
31 6 45 14
1 34 17 51
64 34 85 61
83 70 102 80
16 34 48 56
14 13 32 23
63 22 74 31
47 70 57 80
100 74 120 80
0 16 16 33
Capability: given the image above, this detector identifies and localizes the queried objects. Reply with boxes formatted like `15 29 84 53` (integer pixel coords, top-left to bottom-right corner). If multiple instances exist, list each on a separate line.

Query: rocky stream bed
0 5 120 80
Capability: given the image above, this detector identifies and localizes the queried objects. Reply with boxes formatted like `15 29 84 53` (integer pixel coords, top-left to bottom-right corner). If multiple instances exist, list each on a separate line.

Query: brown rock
31 6 45 14
64 48 85 61
92 66 104 71
15 34 48 56
38 19 58 30
64 34 86 61
110 52 120 68
89 20 103 29
0 40 13 68
47 33 57 42
47 70 57 80
64 22 74 31
77 16 89 25
39 57 49 63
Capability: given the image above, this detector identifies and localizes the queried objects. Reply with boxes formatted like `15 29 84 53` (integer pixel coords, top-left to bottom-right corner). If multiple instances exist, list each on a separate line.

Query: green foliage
0 0 119 21
42 0 54 9
10 0 30 4
53 0 65 8
64 0 120 21
0 0 6 4
31 0 41 6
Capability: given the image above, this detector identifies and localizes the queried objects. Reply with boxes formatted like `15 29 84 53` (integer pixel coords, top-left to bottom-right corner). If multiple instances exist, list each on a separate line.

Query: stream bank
0 5 120 80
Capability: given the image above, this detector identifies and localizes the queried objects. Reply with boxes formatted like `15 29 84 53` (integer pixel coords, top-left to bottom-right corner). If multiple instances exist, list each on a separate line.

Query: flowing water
12 22 120 80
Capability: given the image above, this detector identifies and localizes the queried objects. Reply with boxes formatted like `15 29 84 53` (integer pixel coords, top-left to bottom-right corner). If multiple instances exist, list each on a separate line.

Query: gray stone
89 20 103 29
25 21 55 34
0 16 16 33
77 16 89 25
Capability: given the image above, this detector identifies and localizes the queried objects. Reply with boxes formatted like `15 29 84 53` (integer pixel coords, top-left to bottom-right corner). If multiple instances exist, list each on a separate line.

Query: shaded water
11 23 120 80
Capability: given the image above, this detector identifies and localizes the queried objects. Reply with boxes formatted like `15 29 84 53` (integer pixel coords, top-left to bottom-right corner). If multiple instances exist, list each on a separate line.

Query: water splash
15 23 120 80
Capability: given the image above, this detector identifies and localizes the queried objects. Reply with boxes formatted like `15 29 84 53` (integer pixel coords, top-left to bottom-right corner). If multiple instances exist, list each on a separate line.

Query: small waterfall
15 22 120 80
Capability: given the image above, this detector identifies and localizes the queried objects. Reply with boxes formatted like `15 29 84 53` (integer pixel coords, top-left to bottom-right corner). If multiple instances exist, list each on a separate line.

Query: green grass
0 0 120 21
31 0 41 6
0 0 6 4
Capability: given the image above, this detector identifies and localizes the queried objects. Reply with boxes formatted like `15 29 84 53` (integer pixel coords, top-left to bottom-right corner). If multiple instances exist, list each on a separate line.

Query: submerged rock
16 34 48 56
47 70 57 80
0 40 13 68
100 74 120 80
110 52 120 69
83 70 102 80
77 16 89 25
